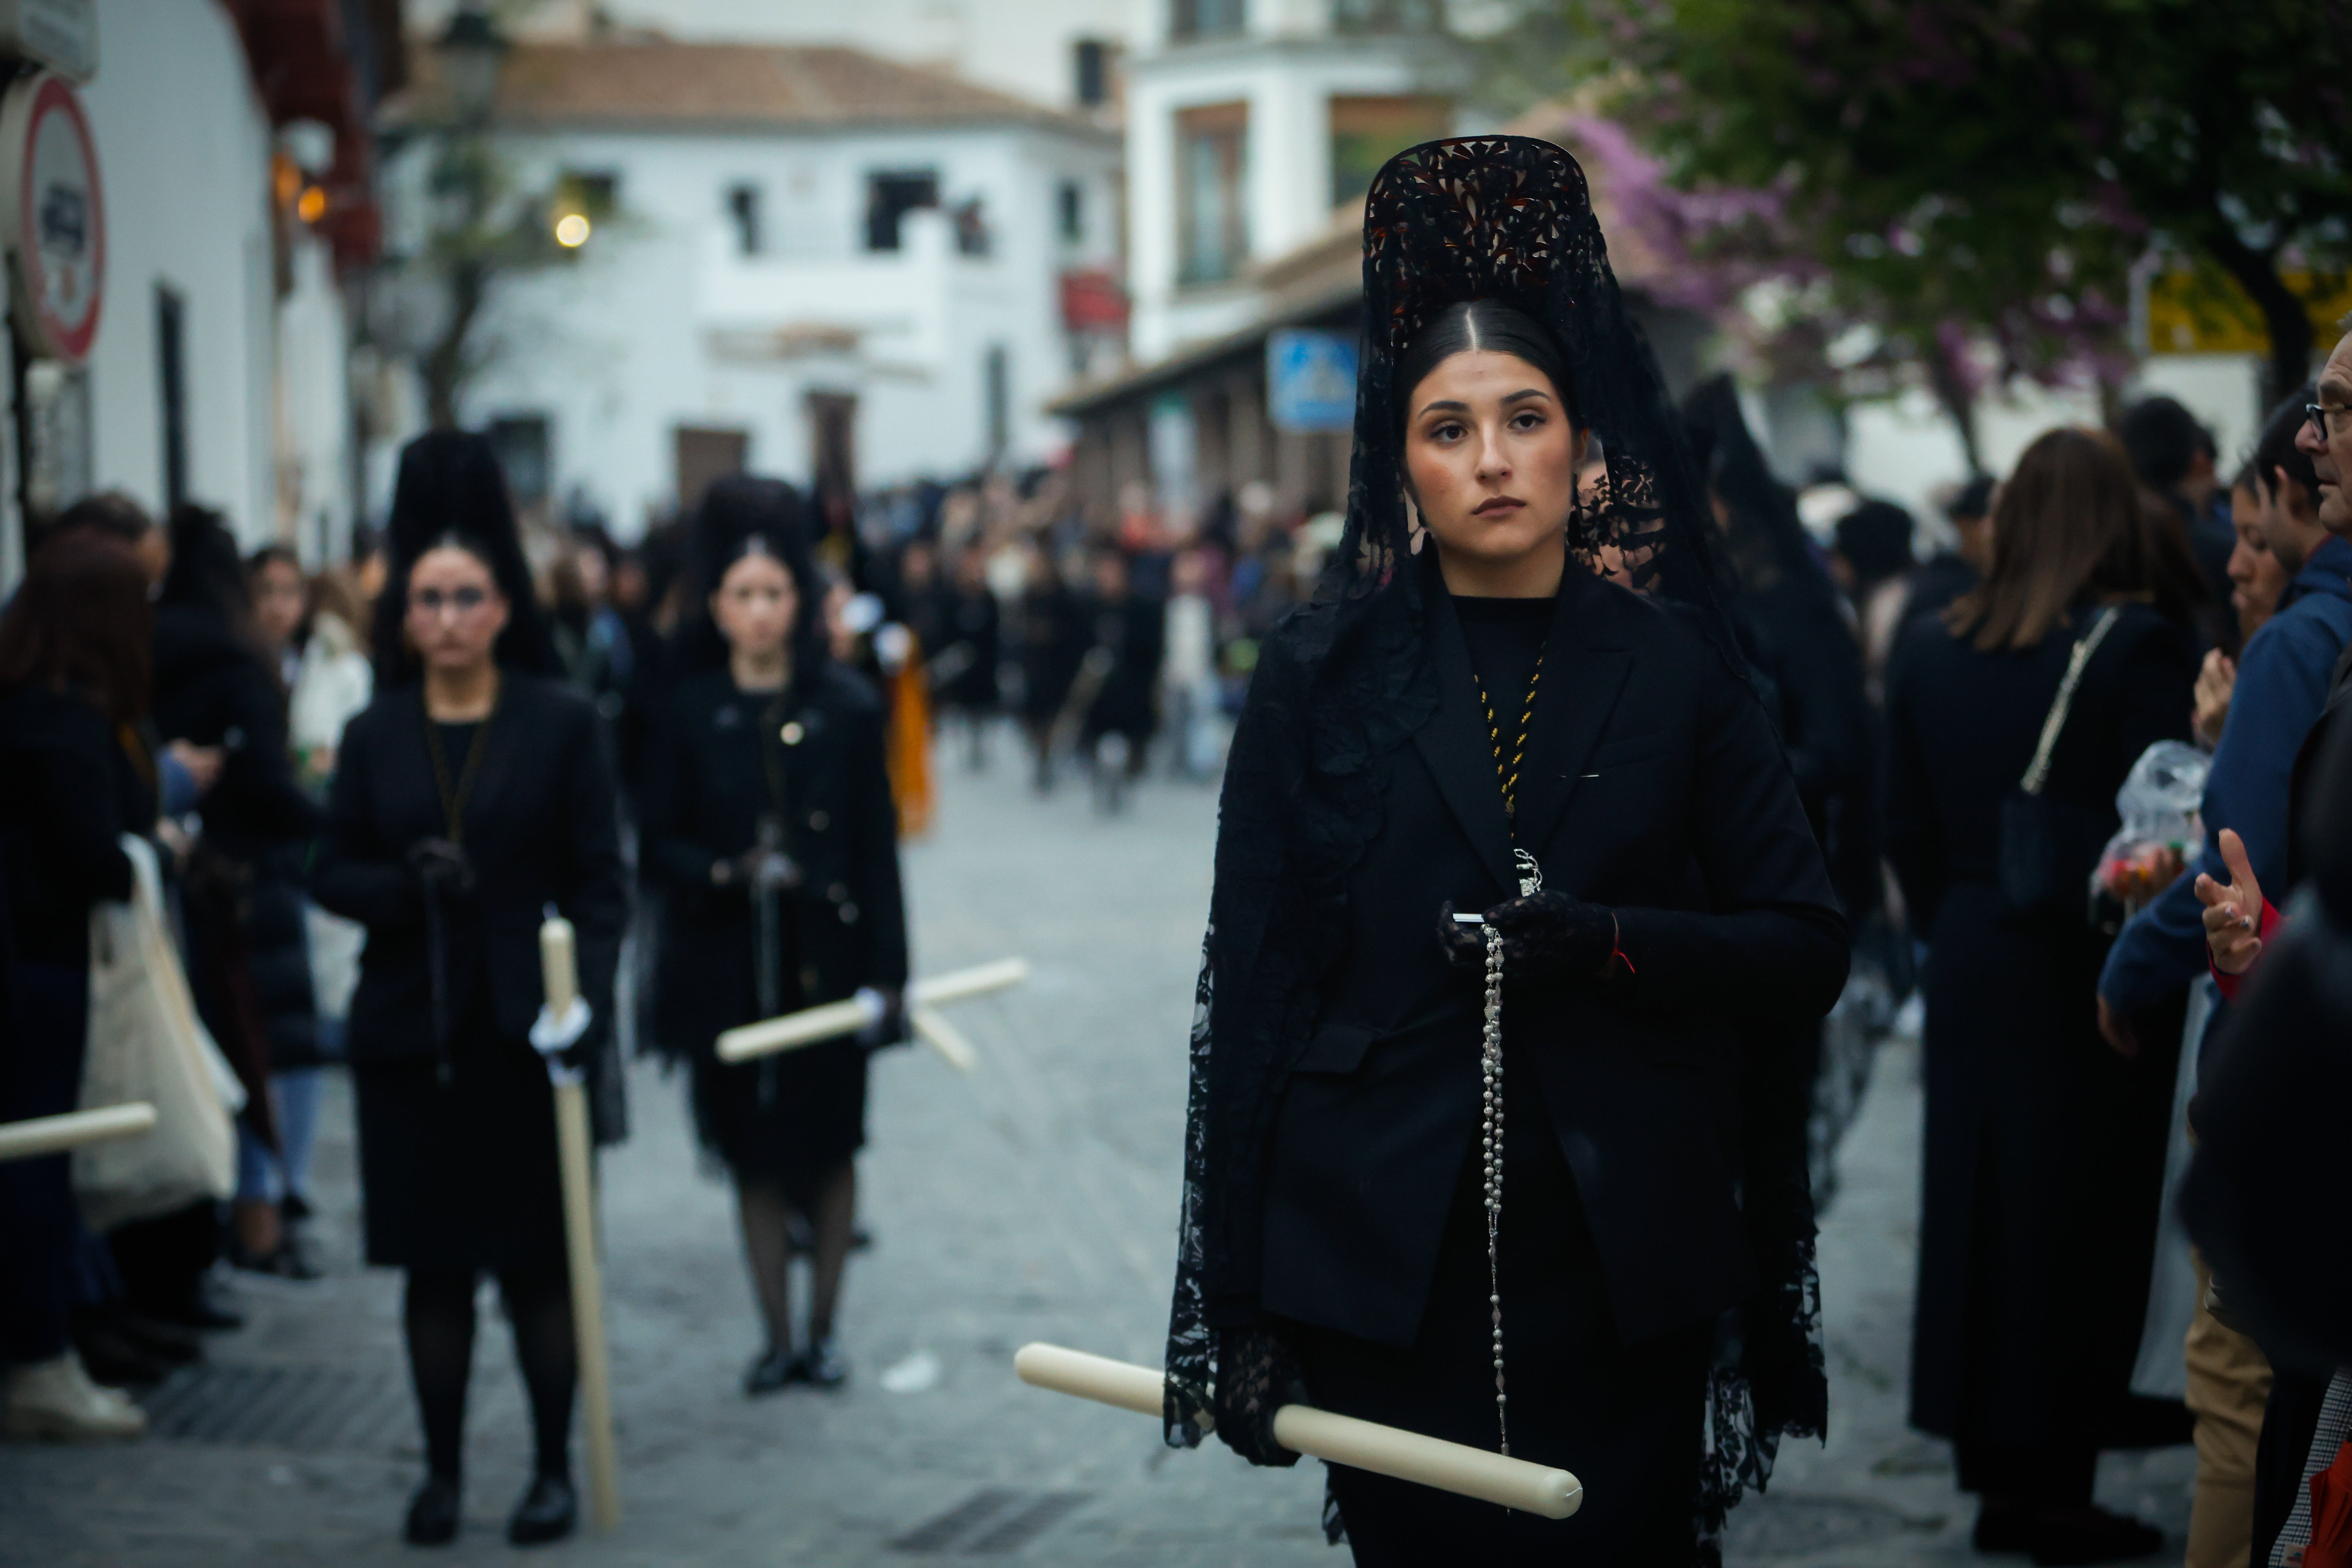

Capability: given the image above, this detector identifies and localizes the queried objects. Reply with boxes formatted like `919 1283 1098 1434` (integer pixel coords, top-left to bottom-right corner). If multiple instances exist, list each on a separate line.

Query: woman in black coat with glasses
312 431 626 1548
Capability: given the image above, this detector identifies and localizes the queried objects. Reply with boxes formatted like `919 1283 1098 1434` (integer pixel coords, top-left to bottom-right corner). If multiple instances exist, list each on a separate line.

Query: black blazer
1259 566 1847 1349
311 673 627 1071
639 664 909 1054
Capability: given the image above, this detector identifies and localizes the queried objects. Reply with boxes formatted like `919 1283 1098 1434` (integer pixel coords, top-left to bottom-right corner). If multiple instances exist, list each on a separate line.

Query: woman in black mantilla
311 431 628 1548
641 476 907 1396
1165 138 1846 1564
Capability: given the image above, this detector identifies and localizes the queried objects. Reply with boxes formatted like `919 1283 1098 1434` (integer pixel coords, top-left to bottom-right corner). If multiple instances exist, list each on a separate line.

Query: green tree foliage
1484 0 2350 458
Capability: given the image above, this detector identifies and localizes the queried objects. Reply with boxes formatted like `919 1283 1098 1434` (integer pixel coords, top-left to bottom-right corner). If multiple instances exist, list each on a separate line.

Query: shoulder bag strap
2019 606 2123 796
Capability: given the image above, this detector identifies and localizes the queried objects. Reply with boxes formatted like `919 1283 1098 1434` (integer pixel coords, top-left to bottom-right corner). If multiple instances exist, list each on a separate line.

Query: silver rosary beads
1482 920 1510 1458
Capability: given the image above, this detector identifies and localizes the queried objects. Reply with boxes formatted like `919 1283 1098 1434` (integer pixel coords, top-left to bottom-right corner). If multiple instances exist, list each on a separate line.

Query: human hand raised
2194 828 2265 976
2192 650 2236 748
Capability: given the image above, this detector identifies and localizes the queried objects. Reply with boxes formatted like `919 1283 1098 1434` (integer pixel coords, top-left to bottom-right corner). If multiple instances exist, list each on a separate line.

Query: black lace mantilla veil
1160 137 1826 1561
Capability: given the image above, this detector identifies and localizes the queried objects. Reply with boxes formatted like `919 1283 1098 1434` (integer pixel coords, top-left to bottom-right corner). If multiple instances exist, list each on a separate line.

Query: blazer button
781 721 805 745
800 965 820 993
839 902 859 924
809 810 830 831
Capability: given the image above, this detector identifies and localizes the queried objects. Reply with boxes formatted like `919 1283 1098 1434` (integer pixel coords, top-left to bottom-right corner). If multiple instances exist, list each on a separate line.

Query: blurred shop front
0 0 392 593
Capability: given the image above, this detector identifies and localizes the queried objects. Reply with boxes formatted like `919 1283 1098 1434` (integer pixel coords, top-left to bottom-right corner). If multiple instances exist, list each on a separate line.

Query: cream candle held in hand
1011 1343 1583 1519
539 911 578 1019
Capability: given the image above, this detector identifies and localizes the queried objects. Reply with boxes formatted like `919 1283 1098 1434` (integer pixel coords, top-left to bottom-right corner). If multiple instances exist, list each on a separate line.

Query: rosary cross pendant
1513 848 1544 899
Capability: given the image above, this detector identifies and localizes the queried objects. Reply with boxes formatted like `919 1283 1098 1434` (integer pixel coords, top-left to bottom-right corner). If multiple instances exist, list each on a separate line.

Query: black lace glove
1485 888 1620 982
407 838 476 900
1437 901 1489 969
1212 1327 1307 1468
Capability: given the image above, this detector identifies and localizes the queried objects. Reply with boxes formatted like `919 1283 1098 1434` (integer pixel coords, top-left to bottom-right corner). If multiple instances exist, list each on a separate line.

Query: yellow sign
2147 268 2352 356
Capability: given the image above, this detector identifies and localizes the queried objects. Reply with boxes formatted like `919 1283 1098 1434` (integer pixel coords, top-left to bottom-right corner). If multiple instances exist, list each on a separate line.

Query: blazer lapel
1512 570 1632 862
1411 588 1519 899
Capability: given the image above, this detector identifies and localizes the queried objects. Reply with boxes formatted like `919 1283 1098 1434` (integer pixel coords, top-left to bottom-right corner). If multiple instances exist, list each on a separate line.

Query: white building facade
376 39 1122 534
0 0 370 588
1123 1 1464 360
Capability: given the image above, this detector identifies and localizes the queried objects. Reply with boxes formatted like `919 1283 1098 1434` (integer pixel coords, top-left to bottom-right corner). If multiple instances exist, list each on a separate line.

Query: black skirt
1281 1070 1712 1564
689 1038 868 1206
352 991 566 1274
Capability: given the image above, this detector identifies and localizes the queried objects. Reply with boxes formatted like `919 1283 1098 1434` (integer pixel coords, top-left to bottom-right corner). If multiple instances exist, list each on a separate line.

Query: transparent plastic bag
2096 741 2209 908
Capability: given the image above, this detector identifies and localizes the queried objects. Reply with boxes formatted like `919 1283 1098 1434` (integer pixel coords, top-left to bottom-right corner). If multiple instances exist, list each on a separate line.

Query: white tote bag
75 835 243 1233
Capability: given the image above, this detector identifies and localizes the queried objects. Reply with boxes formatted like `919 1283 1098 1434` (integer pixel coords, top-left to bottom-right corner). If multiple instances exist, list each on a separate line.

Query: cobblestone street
0 744 2195 1566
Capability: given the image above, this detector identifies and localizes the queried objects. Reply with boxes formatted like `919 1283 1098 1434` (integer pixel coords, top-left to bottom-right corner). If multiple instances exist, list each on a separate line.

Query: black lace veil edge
1163 138 1824 1559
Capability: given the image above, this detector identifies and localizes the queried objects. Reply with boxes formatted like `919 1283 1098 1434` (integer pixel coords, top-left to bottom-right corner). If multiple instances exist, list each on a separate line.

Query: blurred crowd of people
4 321 2350 1563
1707 358 2351 1568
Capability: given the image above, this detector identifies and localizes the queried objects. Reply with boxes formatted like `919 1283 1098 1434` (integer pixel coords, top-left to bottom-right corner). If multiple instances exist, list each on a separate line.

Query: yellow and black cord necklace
1473 652 1544 829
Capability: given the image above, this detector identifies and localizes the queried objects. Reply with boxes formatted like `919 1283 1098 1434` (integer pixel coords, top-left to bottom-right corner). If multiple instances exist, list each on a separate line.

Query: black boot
2025 1506 2162 1565
403 1474 461 1546
742 1345 795 1397
788 1334 848 1390
507 1473 577 1546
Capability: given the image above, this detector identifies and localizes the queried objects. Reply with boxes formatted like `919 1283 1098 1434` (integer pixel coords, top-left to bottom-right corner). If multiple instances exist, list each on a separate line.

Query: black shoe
2026 1506 2162 1565
1974 1501 2034 1554
72 1319 176 1387
146 1284 243 1332
245 1240 322 1282
102 1307 203 1363
404 1474 461 1546
507 1474 576 1546
789 1336 848 1390
280 1192 313 1223
742 1346 795 1397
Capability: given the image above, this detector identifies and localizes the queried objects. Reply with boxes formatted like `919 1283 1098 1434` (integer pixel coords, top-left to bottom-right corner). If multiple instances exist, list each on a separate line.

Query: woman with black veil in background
312 431 628 1546
641 477 907 1396
1165 138 1845 1564
1681 377 1886 1204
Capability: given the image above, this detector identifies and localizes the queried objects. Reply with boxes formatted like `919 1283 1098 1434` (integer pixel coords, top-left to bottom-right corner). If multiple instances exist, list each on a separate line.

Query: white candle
540 914 578 1018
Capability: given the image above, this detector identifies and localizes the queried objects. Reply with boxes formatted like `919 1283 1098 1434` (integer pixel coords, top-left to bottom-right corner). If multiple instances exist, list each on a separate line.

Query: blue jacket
2100 535 2352 1013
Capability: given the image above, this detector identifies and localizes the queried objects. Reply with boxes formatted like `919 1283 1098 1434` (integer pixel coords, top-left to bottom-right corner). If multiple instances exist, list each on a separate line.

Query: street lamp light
436 4 510 127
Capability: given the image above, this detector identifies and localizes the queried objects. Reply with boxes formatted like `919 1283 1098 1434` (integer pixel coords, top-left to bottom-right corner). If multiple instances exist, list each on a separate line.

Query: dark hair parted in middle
372 428 564 685
1392 299 1576 437
674 473 829 698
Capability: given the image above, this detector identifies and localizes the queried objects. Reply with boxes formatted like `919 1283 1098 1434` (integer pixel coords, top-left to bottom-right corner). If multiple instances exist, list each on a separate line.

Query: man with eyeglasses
2298 326 2352 537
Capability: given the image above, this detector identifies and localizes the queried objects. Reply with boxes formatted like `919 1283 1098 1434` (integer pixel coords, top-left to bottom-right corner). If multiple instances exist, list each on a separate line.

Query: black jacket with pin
1259 565 1847 1350
310 673 628 1134
639 664 908 1056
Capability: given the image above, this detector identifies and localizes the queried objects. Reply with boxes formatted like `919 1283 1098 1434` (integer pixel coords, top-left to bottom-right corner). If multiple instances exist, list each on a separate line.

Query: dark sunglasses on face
411 586 490 614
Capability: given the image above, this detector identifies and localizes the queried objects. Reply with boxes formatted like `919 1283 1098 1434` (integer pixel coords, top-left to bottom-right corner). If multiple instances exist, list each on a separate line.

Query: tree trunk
2202 225 2314 408
420 260 486 430
1925 339 1985 476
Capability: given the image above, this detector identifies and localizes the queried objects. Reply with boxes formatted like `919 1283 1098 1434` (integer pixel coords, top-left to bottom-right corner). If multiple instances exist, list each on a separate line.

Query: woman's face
2227 484 2289 639
252 559 307 651
711 550 797 660
1402 350 1587 578
404 545 509 674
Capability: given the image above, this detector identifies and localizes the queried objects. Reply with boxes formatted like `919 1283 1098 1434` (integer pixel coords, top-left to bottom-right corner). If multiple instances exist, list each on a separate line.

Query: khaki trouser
2187 1249 2274 1568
